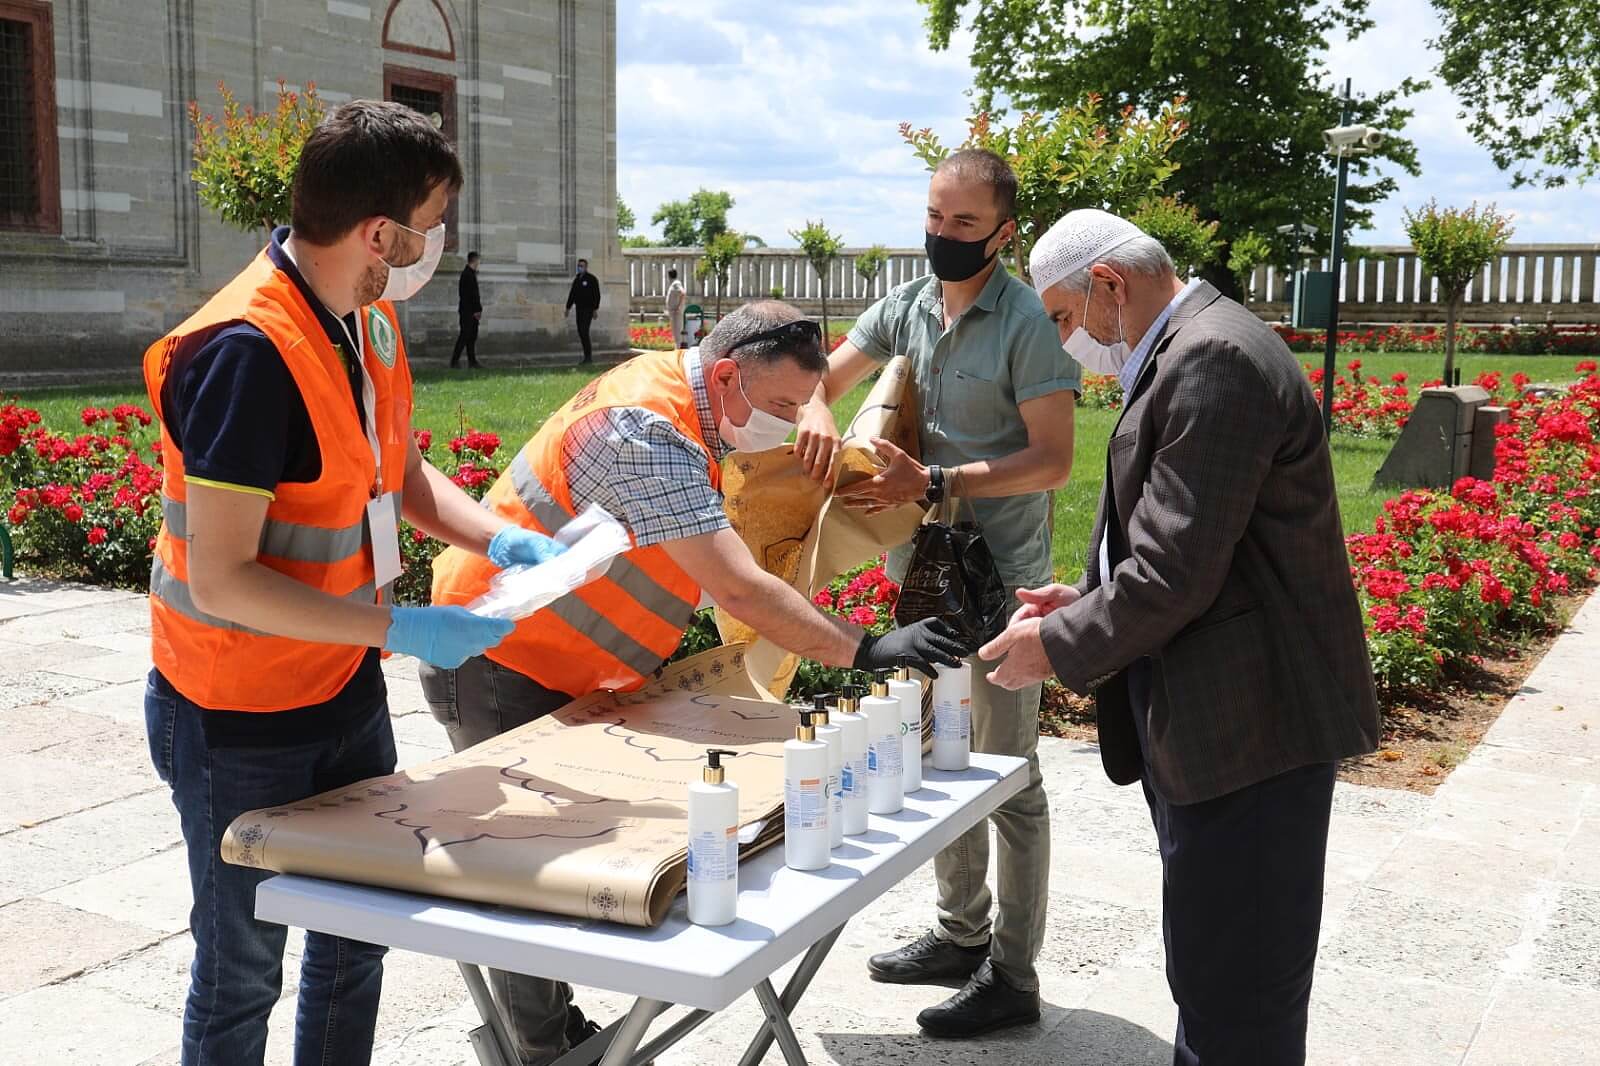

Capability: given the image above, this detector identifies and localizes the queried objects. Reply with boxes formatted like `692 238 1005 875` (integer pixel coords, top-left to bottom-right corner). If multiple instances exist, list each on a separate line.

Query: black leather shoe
867 930 991 985
916 960 1041 1039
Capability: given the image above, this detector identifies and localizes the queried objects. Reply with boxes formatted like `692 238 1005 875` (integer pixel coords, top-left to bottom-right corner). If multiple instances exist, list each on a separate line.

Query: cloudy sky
615 0 1600 249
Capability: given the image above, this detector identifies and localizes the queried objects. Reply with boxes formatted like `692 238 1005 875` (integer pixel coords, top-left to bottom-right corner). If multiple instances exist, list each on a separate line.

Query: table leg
753 979 808 1066
458 962 517 1066
597 997 666 1066
735 924 844 1066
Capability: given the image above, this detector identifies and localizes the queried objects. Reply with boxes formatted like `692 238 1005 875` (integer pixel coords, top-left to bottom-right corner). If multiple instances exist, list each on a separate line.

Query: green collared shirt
847 262 1081 586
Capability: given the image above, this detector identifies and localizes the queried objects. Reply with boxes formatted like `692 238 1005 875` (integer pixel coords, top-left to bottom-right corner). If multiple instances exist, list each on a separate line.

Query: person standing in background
566 257 602 364
665 267 687 348
452 250 482 369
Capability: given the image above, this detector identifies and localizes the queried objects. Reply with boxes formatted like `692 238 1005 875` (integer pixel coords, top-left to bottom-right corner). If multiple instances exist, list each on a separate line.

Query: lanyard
333 313 384 498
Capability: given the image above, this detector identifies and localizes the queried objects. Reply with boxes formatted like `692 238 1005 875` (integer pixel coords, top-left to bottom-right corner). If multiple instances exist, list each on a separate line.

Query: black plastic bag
893 498 1007 648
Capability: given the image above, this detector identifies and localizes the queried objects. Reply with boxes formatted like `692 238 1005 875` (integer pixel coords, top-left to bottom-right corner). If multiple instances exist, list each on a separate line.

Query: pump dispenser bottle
688 748 739 926
890 657 924 795
811 694 845 850
784 709 831 871
834 685 870 836
864 670 905 814
932 662 973 771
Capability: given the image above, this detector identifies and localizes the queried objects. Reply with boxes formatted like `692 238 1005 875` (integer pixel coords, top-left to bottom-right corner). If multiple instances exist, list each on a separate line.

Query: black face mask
925 219 1007 282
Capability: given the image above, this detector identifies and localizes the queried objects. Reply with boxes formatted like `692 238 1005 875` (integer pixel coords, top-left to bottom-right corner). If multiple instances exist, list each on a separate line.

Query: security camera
1322 125 1385 153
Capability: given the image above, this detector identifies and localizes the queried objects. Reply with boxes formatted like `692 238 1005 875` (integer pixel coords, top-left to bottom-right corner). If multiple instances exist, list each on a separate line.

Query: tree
920 0 1423 297
902 97 1187 280
652 188 735 247
616 194 636 238
188 79 324 238
855 244 890 299
696 230 745 320
1431 0 1600 188
1129 196 1221 278
1403 200 1514 386
790 220 844 347
1224 231 1274 300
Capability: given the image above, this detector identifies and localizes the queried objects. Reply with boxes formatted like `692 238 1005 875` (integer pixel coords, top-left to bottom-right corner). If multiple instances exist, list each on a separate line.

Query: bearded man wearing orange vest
141 101 565 1066
424 300 972 1064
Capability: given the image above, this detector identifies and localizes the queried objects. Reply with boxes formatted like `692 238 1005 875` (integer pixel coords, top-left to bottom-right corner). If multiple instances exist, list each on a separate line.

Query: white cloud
617 0 1599 248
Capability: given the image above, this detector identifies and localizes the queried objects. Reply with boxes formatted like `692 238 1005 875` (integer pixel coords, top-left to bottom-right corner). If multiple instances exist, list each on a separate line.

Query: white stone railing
625 243 1600 324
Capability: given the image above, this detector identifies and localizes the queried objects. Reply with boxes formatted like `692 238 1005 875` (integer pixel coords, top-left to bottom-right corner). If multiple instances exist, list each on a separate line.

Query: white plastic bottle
687 748 739 926
864 670 905 815
890 658 924 795
784 709 831 871
811 695 845 850
932 661 972 771
834 686 870 837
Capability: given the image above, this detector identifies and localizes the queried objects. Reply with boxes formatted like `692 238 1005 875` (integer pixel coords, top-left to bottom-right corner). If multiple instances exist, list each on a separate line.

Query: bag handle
932 467 979 526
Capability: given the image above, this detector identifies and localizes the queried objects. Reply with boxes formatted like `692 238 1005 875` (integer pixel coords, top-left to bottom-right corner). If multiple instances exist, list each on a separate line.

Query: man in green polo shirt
795 148 1081 1038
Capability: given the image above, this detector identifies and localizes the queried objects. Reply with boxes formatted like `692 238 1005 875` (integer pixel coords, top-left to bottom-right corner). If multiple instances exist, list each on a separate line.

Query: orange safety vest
143 248 413 712
430 349 721 696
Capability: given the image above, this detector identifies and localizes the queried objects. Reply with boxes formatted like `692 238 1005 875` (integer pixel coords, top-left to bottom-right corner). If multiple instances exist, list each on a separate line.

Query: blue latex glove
385 606 515 669
487 525 568 569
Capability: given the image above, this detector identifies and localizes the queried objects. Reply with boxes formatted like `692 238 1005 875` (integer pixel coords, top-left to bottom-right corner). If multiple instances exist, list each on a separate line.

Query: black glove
854 618 974 677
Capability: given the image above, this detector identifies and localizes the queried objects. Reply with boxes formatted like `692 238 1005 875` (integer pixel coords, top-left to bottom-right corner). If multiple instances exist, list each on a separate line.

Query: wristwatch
924 463 945 504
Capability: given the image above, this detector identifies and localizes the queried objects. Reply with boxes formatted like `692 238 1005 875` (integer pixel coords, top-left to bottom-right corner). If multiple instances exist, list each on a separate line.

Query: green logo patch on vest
366 306 398 368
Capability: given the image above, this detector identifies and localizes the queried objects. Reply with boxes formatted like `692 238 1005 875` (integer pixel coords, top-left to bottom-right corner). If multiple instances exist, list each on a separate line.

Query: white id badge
367 492 403 590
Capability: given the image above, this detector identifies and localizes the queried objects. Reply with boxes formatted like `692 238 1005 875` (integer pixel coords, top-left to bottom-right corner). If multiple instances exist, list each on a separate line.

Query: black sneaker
916 960 1041 1039
564 1004 602 1048
867 930 991 985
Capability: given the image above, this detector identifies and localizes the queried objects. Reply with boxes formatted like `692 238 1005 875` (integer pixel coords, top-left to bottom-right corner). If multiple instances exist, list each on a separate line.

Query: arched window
381 0 454 61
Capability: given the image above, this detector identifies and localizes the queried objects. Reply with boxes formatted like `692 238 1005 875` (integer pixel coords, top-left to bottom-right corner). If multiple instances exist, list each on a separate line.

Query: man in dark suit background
452 250 482 369
980 209 1380 1065
565 257 601 364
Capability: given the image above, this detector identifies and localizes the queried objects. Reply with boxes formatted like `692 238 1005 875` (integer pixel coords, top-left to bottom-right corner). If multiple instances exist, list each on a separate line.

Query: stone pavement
1 575 1597 1066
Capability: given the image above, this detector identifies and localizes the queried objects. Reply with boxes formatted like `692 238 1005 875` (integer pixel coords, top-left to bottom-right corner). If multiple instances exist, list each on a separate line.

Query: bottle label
843 758 866 797
870 736 903 778
689 826 737 883
934 697 972 741
841 764 856 794
785 777 826 831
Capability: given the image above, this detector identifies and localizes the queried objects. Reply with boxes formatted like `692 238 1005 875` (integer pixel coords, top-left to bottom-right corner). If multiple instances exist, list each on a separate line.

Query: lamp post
1318 83 1386 434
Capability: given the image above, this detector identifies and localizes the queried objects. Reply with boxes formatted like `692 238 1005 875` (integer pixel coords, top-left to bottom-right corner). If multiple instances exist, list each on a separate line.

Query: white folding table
256 753 1027 1066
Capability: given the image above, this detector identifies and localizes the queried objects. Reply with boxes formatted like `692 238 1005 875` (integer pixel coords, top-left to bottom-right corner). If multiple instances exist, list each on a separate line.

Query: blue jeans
145 670 397 1066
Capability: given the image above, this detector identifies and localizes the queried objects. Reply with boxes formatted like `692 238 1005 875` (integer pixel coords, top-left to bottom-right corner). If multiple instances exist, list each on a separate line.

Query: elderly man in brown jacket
980 209 1380 1066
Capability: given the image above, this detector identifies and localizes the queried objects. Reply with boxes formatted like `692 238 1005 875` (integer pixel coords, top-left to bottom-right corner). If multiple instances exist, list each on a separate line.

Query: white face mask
379 220 446 303
1063 278 1130 376
717 369 794 452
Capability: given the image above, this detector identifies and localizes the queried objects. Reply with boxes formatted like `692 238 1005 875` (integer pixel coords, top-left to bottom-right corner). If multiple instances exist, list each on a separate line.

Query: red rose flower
86 526 108 545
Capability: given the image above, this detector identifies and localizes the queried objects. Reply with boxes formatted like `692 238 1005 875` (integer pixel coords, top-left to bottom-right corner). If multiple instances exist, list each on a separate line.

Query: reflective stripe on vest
150 555 384 634
507 449 697 635
160 496 382 565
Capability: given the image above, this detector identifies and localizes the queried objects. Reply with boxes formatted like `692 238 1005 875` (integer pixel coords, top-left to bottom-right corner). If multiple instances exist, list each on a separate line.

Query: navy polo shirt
157 226 386 747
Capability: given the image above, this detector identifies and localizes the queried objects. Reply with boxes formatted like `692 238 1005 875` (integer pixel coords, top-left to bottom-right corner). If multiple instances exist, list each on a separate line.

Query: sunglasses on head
726 319 823 354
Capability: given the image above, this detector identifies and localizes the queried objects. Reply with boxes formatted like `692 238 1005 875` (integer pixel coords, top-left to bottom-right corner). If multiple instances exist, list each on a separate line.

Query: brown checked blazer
1041 281 1380 804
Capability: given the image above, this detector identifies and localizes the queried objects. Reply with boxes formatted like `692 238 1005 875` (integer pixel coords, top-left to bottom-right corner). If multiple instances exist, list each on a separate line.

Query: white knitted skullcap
1029 208 1147 293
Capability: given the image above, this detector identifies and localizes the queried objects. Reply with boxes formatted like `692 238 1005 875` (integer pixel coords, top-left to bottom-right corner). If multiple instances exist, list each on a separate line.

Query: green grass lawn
17 351 1595 583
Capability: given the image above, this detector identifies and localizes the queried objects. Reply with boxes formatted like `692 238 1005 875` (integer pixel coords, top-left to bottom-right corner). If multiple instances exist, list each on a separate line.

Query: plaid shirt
560 347 729 547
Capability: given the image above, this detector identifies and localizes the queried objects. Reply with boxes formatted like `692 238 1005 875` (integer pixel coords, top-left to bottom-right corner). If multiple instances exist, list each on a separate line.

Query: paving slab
0 897 164 998
1462 976 1600 1065
41 845 194 935
0 984 176 1066
1528 883 1600 991
1306 970 1488 1066
1319 887 1524 990
0 751 156 833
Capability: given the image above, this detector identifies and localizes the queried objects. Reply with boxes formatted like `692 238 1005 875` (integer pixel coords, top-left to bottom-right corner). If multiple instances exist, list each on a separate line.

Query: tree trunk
1443 297 1459 386
820 269 830 355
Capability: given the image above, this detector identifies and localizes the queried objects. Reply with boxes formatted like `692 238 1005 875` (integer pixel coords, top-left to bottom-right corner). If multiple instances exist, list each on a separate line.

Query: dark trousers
145 670 395 1066
575 307 595 362
1142 761 1336 1065
418 655 577 1065
452 313 480 366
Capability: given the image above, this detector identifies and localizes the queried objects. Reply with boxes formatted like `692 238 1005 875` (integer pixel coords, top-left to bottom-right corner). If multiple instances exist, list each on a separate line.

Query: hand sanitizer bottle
688 748 739 926
932 662 972 771
834 685 870 837
890 657 924 795
784 710 831 871
811 695 845 850
864 670 905 815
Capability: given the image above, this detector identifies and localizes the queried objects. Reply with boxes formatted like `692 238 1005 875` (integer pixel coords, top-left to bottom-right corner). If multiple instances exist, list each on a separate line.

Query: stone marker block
1374 385 1491 489
1470 405 1511 480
